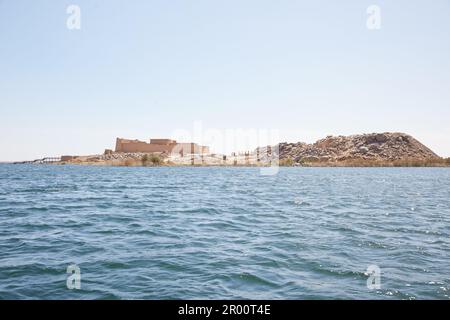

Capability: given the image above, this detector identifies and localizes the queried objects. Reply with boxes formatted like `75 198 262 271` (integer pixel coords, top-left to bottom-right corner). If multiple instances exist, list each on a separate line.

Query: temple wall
115 138 208 154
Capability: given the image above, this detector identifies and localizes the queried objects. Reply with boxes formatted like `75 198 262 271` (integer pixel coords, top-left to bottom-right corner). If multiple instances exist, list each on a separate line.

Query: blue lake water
0 164 449 299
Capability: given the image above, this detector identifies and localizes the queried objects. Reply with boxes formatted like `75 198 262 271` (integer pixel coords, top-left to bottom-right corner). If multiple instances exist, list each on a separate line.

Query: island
14 133 450 167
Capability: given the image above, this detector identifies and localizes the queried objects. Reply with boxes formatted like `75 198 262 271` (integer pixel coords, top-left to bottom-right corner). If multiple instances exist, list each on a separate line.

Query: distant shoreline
8 157 450 168
7 132 450 168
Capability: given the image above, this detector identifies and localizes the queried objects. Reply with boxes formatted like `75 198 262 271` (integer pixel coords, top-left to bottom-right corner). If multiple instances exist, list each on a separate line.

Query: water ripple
0 165 449 299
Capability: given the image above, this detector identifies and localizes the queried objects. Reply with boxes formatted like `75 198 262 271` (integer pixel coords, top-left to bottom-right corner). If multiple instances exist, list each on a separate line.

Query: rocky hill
278 132 440 164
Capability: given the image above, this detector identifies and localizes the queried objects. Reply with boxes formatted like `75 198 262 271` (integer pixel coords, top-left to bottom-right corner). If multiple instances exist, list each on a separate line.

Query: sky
0 0 449 161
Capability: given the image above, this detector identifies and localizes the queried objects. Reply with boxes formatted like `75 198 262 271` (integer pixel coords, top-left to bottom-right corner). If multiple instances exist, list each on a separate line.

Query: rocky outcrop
278 132 439 164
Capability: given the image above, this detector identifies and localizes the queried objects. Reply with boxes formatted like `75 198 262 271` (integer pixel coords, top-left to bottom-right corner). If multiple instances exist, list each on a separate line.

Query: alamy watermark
66 264 81 290
170 121 280 175
366 264 381 290
366 5 381 30
66 5 81 30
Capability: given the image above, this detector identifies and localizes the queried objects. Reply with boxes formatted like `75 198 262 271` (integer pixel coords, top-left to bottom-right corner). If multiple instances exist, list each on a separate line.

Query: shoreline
8 158 450 168
51 152 450 168
7 133 450 168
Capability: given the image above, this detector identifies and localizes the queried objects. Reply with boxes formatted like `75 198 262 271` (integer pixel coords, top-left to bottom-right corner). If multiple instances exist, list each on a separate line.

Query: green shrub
141 154 162 166
280 157 295 166
150 154 162 165
141 154 149 165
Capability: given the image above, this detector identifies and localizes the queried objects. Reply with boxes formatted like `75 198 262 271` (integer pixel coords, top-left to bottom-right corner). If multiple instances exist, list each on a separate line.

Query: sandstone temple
113 138 210 155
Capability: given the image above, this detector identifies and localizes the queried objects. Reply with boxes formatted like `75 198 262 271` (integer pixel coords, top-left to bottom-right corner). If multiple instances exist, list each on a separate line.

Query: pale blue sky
1 0 449 161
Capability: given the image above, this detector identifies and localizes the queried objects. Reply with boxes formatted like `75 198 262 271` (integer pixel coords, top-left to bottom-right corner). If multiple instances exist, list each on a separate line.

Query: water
0 164 449 300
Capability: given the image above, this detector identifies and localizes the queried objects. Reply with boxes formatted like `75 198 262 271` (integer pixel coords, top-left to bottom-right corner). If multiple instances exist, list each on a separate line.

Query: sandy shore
53 152 450 167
